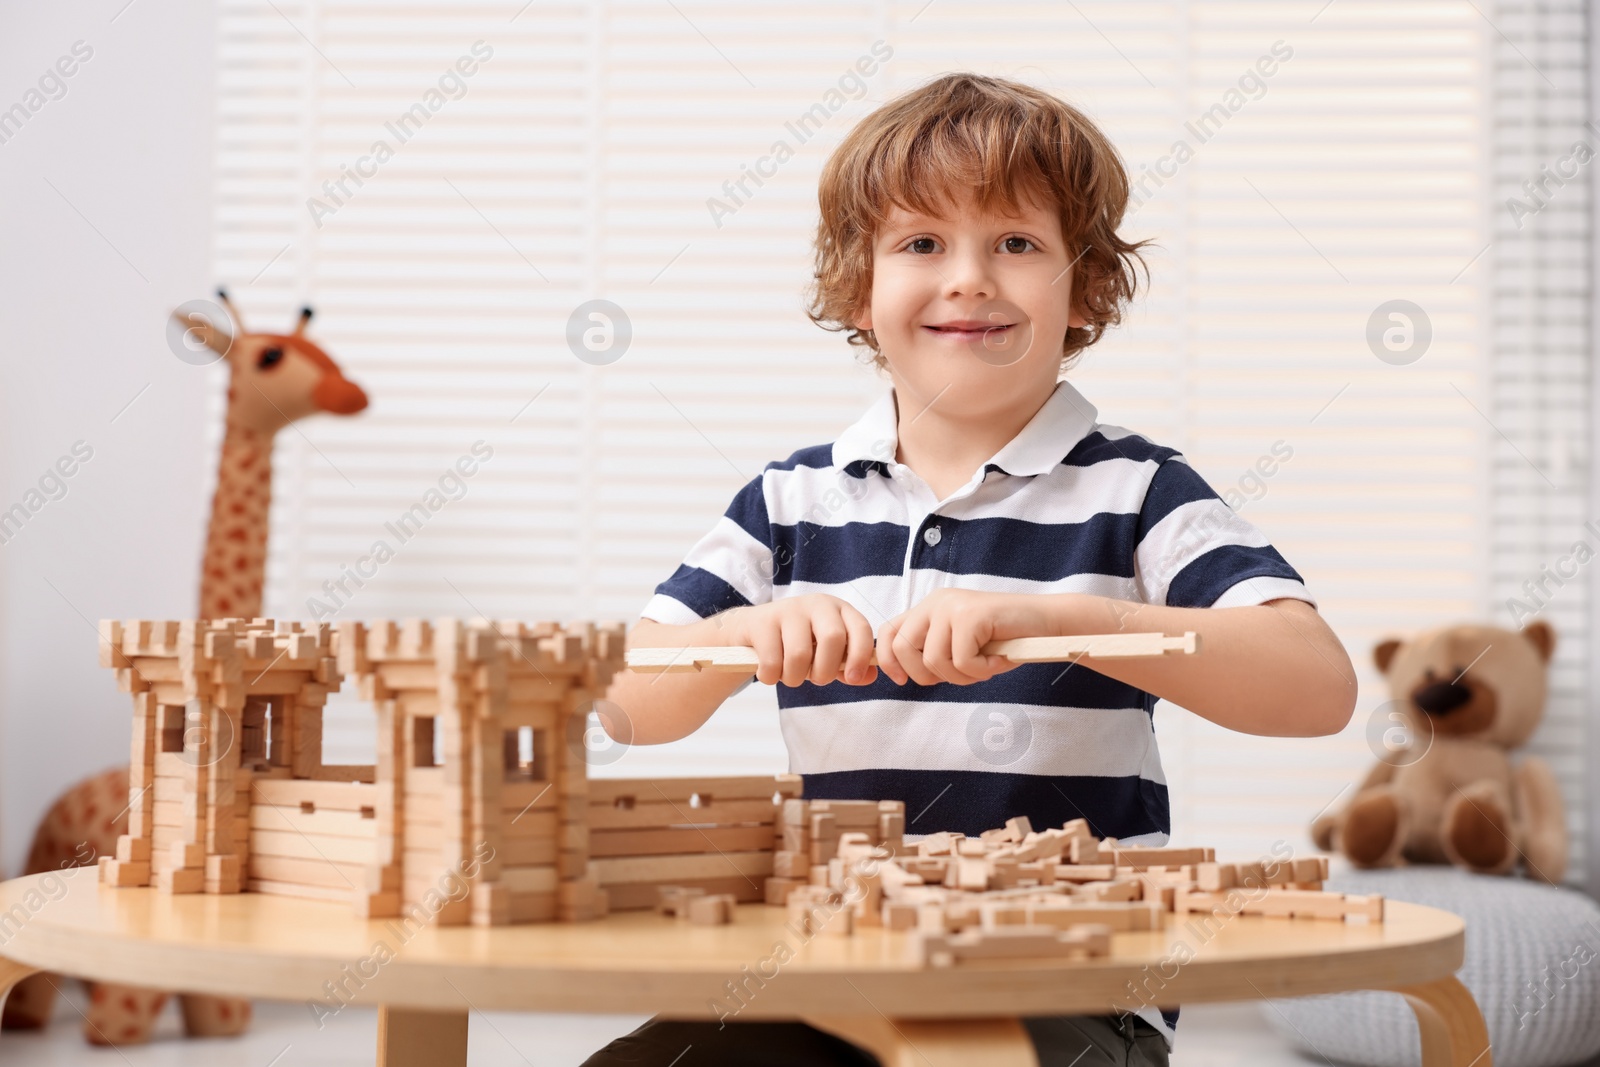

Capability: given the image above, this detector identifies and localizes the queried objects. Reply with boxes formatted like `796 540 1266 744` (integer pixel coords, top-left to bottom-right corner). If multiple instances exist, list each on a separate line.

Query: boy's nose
940 250 998 300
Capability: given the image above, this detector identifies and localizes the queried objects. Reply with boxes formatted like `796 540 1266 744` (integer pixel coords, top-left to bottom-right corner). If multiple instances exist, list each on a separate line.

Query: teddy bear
1311 620 1568 884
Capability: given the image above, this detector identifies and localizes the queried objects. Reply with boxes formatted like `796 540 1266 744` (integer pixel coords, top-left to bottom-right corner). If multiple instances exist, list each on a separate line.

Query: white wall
0 3 216 876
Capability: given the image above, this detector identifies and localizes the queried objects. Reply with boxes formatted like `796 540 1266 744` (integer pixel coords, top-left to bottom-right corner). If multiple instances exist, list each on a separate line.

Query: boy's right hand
719 595 879 688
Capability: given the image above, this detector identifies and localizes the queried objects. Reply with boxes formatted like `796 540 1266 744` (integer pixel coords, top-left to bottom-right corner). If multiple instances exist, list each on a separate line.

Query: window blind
1488 0 1590 886
209 1 1579 871
1069 2 1503 866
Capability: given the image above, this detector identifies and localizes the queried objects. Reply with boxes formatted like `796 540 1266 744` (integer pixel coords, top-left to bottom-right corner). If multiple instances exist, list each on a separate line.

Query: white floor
2 984 1318 1065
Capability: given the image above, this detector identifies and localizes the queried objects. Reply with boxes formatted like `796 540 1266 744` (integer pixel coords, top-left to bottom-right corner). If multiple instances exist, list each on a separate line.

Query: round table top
0 872 1464 1019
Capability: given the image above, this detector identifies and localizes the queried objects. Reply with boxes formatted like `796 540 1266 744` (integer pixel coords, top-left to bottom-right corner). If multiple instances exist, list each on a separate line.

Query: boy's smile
924 318 1014 339
921 300 1033 368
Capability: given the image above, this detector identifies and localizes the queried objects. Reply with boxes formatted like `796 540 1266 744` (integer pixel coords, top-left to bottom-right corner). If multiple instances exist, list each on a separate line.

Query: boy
586 73 1355 1066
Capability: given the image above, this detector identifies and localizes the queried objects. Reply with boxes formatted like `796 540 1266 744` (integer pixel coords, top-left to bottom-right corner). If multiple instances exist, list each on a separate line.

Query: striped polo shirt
642 378 1315 1044
643 377 1314 835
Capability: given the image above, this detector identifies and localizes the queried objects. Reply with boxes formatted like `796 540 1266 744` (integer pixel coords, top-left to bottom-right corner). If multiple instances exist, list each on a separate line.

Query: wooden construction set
96 616 633 924
94 617 818 926
93 619 1374 966
745 800 1382 966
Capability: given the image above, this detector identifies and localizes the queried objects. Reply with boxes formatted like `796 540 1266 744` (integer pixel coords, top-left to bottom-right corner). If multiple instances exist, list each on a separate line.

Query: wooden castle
95 617 799 926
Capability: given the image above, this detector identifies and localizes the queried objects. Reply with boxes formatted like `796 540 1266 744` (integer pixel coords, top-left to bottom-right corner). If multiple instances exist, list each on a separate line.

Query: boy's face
855 192 1088 419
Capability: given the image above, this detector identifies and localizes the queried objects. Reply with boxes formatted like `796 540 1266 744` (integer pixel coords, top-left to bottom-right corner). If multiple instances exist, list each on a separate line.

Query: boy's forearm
1040 594 1357 737
601 612 751 745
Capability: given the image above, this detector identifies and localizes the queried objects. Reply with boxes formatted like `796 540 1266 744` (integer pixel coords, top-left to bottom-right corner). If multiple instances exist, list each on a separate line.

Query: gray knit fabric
1259 868 1600 1067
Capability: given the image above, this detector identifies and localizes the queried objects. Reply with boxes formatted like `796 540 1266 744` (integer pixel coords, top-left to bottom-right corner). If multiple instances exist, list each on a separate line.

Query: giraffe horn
293 306 313 337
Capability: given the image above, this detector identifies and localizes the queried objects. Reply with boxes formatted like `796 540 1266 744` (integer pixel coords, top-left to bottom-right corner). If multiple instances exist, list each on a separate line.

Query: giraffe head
173 288 369 435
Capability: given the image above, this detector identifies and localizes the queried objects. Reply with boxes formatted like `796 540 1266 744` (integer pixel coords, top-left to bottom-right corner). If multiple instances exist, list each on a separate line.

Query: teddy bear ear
1373 637 1404 675
1520 620 1557 663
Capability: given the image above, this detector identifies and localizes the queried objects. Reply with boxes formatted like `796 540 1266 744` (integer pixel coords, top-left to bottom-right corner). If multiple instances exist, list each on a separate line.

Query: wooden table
0 872 1490 1067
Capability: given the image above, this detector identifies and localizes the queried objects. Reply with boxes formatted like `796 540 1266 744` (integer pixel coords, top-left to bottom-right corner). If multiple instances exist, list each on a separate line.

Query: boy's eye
899 235 1036 254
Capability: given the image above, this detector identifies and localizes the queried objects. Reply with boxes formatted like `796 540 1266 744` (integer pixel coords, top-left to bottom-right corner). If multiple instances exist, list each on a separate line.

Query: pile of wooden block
765 797 906 905
588 775 802 911
761 813 1382 967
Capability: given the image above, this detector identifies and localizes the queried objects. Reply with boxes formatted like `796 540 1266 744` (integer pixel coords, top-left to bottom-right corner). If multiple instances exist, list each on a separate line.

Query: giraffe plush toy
2 290 368 1044
196 289 369 618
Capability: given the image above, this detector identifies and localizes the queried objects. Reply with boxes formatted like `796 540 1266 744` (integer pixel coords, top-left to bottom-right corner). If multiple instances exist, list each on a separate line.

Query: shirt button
923 526 941 546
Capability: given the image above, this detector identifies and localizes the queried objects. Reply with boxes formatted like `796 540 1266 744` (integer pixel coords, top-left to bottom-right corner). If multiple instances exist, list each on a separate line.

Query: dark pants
581 1013 1170 1066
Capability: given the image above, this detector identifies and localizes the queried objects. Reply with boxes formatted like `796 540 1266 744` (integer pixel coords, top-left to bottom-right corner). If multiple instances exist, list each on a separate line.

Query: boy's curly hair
805 73 1150 372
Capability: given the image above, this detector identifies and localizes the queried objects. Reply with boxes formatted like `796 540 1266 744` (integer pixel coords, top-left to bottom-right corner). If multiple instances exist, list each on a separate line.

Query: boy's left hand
875 589 1058 687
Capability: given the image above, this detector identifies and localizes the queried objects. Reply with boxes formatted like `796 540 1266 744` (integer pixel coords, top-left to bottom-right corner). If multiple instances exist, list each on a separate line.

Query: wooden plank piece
591 850 773 886
587 799 780 831
626 633 1199 673
588 825 775 858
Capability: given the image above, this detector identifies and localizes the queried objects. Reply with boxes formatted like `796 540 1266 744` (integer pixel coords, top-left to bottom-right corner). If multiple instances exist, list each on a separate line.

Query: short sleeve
1132 457 1316 610
639 473 776 624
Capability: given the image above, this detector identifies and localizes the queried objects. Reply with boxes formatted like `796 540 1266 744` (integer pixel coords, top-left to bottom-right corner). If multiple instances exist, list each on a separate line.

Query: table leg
377 1006 468 1067
0 956 42 1007
804 1014 1038 1067
1396 977 1492 1067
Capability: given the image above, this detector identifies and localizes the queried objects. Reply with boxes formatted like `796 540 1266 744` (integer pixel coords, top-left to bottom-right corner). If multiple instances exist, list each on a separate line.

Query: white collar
831 379 1100 477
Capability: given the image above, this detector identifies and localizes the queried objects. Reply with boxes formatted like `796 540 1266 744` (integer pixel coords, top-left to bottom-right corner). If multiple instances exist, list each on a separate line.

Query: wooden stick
625 631 1199 674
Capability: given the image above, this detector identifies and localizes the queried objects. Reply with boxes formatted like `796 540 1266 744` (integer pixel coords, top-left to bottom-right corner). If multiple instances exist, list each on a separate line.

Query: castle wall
94 617 827 928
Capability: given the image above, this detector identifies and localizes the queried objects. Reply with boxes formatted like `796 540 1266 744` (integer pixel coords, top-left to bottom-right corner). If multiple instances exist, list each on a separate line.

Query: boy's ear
1064 266 1091 330
1065 291 1089 330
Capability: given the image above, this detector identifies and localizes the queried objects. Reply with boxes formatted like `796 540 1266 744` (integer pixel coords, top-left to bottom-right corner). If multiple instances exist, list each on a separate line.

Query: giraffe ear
171 309 233 356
